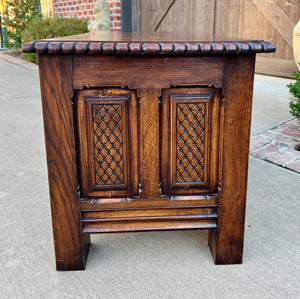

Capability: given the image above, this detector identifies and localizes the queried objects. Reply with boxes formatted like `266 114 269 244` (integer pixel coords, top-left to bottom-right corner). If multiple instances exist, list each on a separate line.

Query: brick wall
51 0 121 31
107 0 121 31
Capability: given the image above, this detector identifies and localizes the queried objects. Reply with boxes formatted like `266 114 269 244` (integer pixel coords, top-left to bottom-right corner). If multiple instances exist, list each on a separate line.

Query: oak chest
23 32 275 270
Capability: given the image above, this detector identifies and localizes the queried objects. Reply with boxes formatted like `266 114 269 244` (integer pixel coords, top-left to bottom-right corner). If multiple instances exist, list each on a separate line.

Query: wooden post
209 54 256 264
39 55 90 270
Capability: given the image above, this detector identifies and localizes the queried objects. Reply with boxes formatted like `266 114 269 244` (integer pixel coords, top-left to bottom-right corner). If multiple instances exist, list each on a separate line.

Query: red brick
250 142 288 159
83 10 87 15
261 131 299 147
114 7 121 14
113 1 120 7
249 135 271 151
266 149 300 165
113 15 121 21
285 160 300 173
273 124 300 140
114 21 121 27
287 119 300 126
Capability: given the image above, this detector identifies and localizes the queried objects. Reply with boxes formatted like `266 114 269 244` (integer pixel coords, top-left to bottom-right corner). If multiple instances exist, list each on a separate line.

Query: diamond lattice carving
176 103 205 183
93 104 124 185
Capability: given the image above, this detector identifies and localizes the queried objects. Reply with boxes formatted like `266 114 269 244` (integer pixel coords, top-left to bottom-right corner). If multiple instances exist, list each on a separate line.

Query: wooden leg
208 55 256 264
39 55 90 270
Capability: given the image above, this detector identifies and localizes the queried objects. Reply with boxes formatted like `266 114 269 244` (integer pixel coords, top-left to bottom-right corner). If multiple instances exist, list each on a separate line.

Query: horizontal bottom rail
82 217 217 233
81 196 219 232
82 203 217 233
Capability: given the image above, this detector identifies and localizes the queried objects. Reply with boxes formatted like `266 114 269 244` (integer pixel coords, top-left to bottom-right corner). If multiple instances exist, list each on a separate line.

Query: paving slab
0 58 299 298
0 59 40 100
251 74 294 136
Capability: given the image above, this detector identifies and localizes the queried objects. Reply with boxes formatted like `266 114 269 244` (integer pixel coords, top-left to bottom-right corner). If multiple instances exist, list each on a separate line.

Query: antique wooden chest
23 32 275 270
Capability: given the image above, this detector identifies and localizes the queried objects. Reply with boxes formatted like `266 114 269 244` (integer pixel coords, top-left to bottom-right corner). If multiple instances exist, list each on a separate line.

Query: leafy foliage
287 65 300 119
1 0 41 49
21 17 89 64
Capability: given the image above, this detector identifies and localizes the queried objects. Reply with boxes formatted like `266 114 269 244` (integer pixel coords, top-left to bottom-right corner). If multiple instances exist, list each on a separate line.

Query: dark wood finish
138 89 162 199
22 32 275 55
161 87 221 195
80 194 218 209
72 55 225 90
25 32 275 270
82 217 217 233
38 55 90 271
76 88 139 198
208 55 256 264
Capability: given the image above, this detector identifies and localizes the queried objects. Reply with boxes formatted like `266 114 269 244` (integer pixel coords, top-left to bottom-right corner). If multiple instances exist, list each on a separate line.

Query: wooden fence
134 0 300 77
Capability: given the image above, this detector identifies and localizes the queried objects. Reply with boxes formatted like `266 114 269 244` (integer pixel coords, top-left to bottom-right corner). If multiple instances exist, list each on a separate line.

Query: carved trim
22 40 275 55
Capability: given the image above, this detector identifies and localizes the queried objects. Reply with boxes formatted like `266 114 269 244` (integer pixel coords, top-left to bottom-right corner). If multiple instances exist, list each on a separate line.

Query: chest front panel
76 87 220 201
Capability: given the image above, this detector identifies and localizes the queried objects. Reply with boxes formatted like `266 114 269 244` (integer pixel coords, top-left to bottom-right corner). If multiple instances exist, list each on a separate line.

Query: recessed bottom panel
81 204 217 233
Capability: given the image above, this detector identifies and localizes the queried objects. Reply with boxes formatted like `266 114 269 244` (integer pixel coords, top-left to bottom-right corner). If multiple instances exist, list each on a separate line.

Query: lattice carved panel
176 102 206 184
93 104 124 186
76 89 139 198
161 88 220 196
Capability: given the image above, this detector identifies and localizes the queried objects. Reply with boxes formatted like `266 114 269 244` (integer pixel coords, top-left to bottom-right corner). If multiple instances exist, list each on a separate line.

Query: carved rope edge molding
22 40 276 55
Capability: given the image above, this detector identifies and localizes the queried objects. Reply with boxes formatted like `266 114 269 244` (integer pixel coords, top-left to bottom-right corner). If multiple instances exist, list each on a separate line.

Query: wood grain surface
22 32 275 55
38 55 90 270
208 54 256 264
34 32 270 269
161 87 221 195
138 89 162 199
72 55 224 90
76 88 139 198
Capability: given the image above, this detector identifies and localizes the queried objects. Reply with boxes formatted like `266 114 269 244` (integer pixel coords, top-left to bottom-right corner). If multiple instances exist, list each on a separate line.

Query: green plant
21 16 89 64
1 0 41 49
287 64 300 119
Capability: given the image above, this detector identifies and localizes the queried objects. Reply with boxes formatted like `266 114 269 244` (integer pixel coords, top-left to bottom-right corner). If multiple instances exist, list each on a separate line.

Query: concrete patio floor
0 58 299 298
